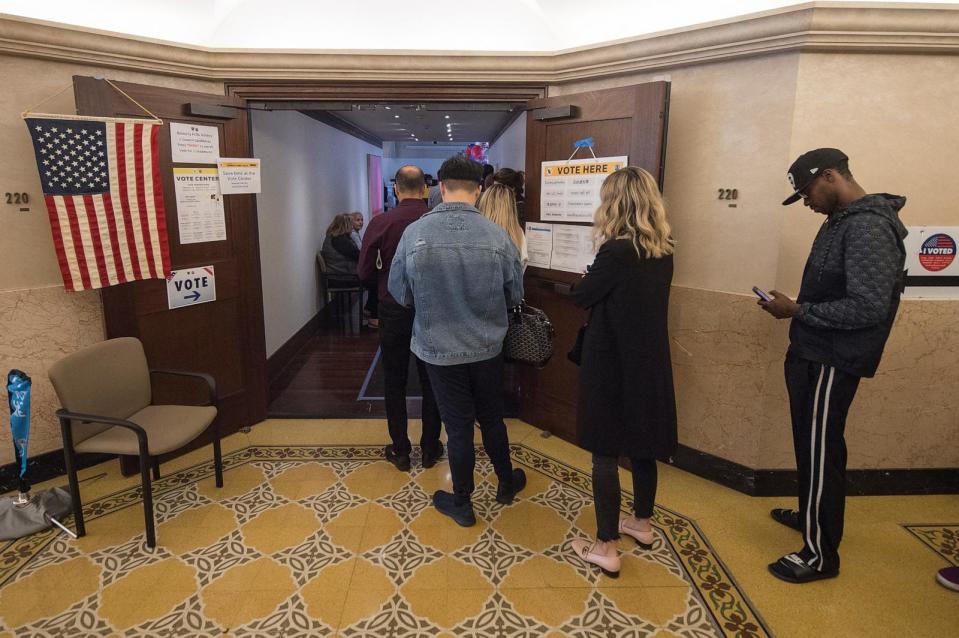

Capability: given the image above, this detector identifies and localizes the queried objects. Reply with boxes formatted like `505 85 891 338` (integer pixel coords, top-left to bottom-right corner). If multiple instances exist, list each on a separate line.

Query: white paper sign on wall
171 122 220 164
904 226 959 298
167 266 216 309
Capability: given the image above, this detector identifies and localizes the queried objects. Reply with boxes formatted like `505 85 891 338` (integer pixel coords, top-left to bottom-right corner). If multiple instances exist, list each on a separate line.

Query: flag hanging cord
21 79 162 124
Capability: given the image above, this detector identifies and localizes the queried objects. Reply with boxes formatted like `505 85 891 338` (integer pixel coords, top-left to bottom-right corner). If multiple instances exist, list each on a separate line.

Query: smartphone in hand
752 286 772 302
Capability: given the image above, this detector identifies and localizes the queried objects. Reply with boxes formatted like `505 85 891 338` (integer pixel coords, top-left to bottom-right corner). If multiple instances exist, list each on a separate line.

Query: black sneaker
384 445 411 472
496 468 527 505
421 442 444 469
432 490 476 527
770 508 802 531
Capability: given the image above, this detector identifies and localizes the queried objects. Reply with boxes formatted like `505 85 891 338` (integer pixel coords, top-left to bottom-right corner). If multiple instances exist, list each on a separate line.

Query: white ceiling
310 103 523 144
2 1 952 51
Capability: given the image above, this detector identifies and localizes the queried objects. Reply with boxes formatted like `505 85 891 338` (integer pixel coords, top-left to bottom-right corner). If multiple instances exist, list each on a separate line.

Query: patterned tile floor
0 419 957 637
0 443 767 637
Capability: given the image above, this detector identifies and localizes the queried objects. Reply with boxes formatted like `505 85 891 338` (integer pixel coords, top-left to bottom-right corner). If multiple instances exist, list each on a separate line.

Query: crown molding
1 3 957 84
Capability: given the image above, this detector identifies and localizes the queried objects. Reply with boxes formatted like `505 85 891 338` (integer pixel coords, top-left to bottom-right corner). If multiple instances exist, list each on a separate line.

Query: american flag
24 116 171 292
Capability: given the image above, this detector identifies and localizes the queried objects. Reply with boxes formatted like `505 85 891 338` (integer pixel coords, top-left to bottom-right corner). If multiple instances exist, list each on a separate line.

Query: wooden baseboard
266 311 322 401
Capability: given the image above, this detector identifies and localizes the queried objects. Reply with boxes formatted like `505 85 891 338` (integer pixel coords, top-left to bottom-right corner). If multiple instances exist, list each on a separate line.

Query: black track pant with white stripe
785 352 862 571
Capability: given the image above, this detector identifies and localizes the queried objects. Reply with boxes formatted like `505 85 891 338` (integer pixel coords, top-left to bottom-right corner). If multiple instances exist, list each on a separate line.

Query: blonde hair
478 183 523 252
593 166 674 258
326 213 354 237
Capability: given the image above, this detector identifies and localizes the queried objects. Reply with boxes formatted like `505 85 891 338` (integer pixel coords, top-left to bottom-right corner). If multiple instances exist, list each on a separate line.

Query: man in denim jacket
389 155 527 527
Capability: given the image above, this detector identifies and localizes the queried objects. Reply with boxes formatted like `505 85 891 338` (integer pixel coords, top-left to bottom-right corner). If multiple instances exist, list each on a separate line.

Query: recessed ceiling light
394 115 399 119
445 115 450 119
385 106 391 110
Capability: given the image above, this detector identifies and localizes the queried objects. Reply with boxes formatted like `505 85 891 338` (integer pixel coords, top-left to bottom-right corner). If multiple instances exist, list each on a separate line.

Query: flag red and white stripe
26 116 171 292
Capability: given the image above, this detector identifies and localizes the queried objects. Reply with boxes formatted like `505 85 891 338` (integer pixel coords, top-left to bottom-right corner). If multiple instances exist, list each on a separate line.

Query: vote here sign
540 156 628 222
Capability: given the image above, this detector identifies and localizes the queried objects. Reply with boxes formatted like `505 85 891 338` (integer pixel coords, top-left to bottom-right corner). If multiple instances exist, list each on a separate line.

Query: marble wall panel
671 287 959 470
0 286 104 465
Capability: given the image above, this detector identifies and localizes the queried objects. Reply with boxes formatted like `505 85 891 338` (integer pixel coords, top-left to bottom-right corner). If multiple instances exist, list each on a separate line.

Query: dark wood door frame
228 80 547 408
225 81 548 104
74 77 268 475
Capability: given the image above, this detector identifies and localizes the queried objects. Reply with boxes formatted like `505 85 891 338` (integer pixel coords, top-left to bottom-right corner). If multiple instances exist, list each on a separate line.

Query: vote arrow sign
166 266 217 310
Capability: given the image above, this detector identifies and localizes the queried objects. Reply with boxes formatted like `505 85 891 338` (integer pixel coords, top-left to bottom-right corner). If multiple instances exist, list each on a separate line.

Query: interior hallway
0 419 955 637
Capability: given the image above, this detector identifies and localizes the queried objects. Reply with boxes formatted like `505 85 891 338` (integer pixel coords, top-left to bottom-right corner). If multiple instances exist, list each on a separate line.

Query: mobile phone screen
752 286 772 302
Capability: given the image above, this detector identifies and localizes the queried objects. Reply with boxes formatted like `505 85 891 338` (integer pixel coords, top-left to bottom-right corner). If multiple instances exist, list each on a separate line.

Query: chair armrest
55 409 148 441
149 369 217 406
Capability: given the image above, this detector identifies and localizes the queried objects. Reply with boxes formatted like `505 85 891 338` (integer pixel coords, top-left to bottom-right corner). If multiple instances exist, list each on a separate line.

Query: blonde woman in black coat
570 166 677 578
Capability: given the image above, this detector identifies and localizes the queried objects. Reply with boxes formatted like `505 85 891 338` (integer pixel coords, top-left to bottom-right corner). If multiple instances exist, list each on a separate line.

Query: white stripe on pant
805 364 834 570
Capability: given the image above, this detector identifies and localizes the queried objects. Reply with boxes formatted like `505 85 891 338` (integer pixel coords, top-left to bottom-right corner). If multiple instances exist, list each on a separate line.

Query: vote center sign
540 156 628 222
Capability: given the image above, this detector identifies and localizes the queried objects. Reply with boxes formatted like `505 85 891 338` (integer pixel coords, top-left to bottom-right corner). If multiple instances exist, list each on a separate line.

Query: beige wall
551 51 959 470
0 53 223 465
1 10 956 472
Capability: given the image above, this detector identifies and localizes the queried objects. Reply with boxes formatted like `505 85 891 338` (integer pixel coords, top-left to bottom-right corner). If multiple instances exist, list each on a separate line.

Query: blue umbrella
1 369 74 540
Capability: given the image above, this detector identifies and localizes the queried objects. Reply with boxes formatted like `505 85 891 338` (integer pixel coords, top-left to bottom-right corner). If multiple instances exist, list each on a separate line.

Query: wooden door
73 77 267 465
520 82 670 443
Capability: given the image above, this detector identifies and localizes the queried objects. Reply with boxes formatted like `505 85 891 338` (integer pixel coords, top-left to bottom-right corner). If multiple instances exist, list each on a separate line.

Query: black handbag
567 323 587 366
503 302 554 368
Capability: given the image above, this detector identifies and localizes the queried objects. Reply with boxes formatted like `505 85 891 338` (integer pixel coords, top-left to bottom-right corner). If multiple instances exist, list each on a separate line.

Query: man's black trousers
785 352 861 571
425 353 514 504
378 301 441 457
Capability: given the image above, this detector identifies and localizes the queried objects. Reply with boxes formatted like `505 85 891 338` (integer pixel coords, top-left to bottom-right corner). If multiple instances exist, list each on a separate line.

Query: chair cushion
75 405 217 456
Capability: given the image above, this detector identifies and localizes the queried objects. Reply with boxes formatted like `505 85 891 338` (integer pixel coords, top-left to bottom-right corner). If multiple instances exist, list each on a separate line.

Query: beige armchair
48 337 223 548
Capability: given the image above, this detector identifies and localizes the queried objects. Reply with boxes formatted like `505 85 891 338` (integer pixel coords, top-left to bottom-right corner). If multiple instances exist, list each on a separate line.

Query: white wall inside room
252 110 381 356
381 142 466 183
488 116 527 172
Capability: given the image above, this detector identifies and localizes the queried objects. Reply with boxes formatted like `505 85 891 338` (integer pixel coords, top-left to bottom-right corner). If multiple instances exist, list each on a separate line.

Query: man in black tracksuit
759 148 907 584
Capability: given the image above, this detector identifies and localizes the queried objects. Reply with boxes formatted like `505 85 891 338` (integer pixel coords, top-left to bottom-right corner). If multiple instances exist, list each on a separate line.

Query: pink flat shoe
571 538 620 578
619 517 656 549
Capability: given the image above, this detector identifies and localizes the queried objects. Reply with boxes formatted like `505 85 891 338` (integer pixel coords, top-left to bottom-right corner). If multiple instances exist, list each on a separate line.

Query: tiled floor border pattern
0 444 773 637
902 524 959 566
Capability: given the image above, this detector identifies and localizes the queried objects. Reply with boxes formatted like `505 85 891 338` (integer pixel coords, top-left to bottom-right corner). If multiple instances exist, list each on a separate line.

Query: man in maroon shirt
359 165 443 471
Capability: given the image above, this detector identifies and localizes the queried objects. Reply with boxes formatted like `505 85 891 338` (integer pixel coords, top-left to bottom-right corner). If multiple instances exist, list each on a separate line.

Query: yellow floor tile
0 556 101 629
270 462 339 500
156 502 237 554
500 587 591 626
240 501 322 554
98 558 196 630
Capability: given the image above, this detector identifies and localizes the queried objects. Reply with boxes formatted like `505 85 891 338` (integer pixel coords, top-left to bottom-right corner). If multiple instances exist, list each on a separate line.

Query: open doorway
254 98 528 418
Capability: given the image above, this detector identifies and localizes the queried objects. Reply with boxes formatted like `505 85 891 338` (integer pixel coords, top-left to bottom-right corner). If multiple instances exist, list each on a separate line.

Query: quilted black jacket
789 194 907 378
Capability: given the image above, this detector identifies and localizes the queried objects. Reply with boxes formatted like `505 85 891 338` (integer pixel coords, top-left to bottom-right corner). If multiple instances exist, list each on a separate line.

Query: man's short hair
394 165 425 193
438 155 484 191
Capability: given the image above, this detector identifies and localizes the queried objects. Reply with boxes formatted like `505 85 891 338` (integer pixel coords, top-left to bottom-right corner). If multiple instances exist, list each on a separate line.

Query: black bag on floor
504 303 554 368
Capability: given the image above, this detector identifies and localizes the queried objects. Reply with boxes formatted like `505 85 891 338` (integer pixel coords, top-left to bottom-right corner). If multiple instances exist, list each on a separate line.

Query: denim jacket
388 201 524 366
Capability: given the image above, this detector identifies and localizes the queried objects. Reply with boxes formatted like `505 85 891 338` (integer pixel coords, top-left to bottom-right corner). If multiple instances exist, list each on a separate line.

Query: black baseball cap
782 148 848 205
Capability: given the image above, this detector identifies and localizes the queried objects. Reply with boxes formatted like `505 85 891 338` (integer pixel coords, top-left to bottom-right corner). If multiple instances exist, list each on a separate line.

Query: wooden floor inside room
267 314 520 420
267 319 402 419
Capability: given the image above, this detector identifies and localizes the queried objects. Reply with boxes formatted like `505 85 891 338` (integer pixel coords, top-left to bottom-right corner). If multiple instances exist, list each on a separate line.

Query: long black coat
572 239 677 460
